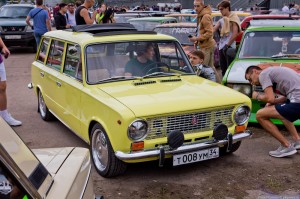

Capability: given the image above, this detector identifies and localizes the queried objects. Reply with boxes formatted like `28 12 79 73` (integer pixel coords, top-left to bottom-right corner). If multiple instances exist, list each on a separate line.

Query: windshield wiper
96 76 140 83
271 53 300 59
142 72 181 78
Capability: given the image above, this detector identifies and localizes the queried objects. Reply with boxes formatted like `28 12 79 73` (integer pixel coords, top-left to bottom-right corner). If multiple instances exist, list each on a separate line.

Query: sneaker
269 144 297 158
292 140 300 150
2 114 22 126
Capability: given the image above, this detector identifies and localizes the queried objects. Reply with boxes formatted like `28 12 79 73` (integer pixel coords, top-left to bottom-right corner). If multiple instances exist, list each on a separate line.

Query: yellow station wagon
30 24 252 177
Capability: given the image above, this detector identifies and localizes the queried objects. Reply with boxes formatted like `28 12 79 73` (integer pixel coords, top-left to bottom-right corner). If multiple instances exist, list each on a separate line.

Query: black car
0 4 36 52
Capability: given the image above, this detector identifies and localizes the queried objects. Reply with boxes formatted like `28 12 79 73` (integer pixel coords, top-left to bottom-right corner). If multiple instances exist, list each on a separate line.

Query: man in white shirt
67 3 76 26
282 3 290 13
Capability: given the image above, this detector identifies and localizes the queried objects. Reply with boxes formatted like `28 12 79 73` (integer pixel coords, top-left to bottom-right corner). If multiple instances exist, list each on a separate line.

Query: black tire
33 42 37 53
219 141 241 156
38 90 54 121
90 123 127 177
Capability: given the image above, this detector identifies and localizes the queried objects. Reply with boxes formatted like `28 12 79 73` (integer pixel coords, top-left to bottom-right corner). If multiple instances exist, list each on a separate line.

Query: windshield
154 27 196 45
0 6 33 18
85 41 194 84
239 31 300 58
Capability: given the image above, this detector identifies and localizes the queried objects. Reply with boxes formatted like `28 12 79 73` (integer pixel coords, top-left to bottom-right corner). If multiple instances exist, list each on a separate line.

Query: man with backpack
26 0 51 49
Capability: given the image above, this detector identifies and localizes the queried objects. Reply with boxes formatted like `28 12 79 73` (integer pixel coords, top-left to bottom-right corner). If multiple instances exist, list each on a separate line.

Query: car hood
0 18 28 26
226 59 300 83
33 147 75 174
98 75 250 117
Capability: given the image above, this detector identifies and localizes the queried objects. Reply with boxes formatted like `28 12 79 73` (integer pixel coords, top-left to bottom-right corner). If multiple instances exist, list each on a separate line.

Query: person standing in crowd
52 3 59 17
54 3 71 30
96 3 107 24
213 0 241 76
101 7 115 23
245 65 300 158
189 50 219 82
26 0 51 49
75 0 97 25
55 3 71 30
189 0 216 68
0 38 22 126
67 3 76 27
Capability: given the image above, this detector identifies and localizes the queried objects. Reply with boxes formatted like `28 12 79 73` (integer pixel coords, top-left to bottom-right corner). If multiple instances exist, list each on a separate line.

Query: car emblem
191 115 198 125
11 27 15 31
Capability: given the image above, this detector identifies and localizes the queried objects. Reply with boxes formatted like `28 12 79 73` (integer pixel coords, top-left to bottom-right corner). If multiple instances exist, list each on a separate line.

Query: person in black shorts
245 65 300 158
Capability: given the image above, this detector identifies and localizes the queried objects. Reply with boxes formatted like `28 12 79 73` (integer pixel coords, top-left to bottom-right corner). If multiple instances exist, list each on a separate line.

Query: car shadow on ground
8 47 36 54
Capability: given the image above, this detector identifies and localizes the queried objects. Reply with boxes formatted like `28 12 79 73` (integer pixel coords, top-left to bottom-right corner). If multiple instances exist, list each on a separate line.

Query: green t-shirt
125 58 156 76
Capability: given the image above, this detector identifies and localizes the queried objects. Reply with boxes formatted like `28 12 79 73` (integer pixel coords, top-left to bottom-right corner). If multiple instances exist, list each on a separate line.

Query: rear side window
38 37 50 63
46 40 65 71
64 44 82 80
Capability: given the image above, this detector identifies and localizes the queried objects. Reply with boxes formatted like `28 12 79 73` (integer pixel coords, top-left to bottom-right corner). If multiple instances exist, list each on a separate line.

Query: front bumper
115 130 252 160
1 32 35 47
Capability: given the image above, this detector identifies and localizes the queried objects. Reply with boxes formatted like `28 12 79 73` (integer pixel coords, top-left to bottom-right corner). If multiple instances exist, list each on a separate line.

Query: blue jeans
34 32 44 50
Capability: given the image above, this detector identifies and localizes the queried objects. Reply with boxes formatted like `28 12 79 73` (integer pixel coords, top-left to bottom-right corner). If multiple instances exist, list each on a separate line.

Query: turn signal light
235 125 246 133
131 141 144 151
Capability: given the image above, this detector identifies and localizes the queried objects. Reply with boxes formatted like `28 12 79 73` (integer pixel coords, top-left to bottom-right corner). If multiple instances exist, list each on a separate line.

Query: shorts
275 101 300 122
0 62 6 82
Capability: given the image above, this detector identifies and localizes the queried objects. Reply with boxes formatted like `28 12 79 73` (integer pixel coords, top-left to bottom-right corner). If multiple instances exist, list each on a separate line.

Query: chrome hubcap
92 129 109 171
39 92 46 117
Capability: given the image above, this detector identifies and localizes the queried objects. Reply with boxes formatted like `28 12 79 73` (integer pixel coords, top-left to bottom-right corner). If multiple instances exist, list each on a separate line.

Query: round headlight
128 120 148 141
232 84 252 97
234 105 251 125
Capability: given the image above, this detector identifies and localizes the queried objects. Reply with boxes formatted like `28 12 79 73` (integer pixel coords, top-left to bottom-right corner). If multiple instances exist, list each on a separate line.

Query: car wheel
38 90 54 121
219 141 241 156
90 123 127 177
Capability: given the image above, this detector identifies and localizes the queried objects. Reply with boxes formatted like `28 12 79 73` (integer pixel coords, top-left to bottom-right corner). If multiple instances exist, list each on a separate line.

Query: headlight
127 120 148 141
234 105 251 125
227 83 252 97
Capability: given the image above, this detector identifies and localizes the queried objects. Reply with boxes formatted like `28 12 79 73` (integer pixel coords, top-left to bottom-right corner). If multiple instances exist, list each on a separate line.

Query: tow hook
27 83 33 89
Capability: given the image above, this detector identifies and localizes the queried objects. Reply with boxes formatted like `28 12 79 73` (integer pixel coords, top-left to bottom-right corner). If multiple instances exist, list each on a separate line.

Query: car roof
243 14 300 20
154 22 196 28
165 13 197 17
2 3 34 7
127 17 177 22
43 23 177 45
249 19 300 27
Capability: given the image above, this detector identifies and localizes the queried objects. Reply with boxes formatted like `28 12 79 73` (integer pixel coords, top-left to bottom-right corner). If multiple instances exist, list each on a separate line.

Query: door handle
56 81 61 87
40 72 44 77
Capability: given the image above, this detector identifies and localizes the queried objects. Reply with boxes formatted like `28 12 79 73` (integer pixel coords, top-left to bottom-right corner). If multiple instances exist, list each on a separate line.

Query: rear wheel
219 141 241 156
90 123 127 177
38 90 54 121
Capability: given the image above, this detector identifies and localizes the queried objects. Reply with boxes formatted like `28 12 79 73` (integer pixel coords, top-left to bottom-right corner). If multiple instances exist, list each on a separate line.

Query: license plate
5 35 21 39
173 147 219 166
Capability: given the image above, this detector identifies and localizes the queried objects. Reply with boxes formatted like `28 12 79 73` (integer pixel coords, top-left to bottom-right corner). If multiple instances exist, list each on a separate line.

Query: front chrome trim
115 130 252 160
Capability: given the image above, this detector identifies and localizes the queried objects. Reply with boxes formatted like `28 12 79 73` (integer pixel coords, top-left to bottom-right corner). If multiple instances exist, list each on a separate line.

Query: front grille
1 26 25 32
146 107 234 140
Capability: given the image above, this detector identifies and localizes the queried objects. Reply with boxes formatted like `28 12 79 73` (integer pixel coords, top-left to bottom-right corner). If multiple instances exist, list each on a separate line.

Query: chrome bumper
115 130 252 161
